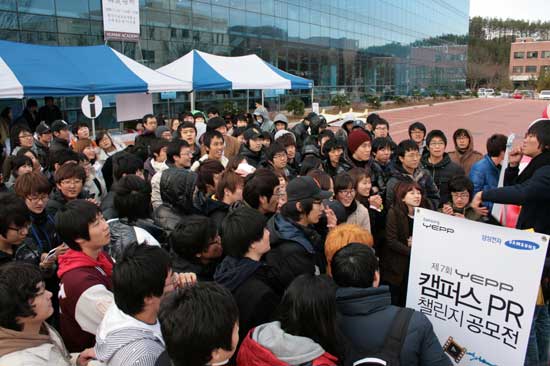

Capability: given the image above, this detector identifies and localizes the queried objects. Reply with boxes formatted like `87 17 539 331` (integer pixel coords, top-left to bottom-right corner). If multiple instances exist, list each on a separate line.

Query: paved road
373 98 549 152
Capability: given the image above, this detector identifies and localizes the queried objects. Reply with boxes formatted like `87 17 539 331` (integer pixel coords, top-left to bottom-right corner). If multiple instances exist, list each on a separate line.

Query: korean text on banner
102 0 140 42
406 208 548 366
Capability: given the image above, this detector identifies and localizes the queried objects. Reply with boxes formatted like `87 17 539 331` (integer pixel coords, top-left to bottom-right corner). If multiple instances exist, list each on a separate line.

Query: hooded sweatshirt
214 257 281 343
57 249 114 352
265 214 322 288
448 129 483 175
95 303 165 366
273 113 289 130
237 321 337 366
254 107 274 133
0 323 72 366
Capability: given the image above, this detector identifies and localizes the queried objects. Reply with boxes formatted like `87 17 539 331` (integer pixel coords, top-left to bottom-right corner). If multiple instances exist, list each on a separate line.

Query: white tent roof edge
195 50 291 90
111 49 193 93
0 56 24 99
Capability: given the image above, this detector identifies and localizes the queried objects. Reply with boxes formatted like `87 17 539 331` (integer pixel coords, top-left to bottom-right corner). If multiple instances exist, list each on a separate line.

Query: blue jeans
525 304 550 366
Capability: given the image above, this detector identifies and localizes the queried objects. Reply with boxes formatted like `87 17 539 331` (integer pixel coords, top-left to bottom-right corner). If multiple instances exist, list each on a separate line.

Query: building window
525 65 537 73
514 52 525 59
527 51 538 59
512 66 523 73
542 51 550 58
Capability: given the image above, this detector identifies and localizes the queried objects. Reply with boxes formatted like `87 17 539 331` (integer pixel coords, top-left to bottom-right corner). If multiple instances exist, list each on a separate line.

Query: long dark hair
393 180 427 215
277 274 346 360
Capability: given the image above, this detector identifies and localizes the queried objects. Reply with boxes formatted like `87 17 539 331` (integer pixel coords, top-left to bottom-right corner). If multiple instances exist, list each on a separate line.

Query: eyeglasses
339 189 355 196
375 126 388 130
273 153 287 159
27 194 49 203
429 142 445 147
19 134 33 139
60 179 83 186
451 192 470 199
404 152 421 159
8 225 30 235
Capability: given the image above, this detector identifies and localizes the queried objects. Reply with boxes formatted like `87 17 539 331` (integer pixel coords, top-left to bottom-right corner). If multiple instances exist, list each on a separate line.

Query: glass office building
0 0 469 127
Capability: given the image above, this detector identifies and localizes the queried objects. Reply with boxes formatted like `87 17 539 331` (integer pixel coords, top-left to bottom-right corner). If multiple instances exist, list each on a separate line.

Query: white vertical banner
116 93 153 122
102 0 140 42
407 208 548 366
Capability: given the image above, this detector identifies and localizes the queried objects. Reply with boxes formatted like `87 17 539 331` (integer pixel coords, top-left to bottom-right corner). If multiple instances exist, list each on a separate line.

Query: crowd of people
0 96 549 366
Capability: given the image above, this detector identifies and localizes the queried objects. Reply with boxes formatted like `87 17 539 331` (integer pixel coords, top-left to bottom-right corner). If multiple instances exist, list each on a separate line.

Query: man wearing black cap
32 122 52 168
49 120 71 154
265 176 334 288
205 117 240 158
239 127 264 168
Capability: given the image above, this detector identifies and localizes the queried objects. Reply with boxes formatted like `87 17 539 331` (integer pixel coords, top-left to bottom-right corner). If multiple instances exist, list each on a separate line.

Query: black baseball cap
243 127 262 141
51 120 69 133
286 176 332 202
36 122 51 135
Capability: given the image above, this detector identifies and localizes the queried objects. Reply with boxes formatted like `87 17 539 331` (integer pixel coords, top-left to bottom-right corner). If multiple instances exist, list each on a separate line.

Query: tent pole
246 90 249 112
91 118 96 140
190 91 195 111
311 88 314 108
261 90 264 107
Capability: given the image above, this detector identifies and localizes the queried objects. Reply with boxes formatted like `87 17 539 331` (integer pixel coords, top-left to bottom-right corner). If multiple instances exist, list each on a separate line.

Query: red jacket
237 328 338 366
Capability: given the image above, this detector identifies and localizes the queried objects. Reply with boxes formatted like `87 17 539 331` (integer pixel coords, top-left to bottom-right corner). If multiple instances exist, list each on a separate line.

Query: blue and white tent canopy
156 50 313 91
0 40 192 98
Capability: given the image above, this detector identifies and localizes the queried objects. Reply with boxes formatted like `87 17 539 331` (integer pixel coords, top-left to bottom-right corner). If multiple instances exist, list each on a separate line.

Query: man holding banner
468 118 550 366
471 118 550 236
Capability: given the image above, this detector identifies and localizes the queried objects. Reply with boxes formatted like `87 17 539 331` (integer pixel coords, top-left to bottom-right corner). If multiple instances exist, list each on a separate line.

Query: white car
539 90 550 100
484 89 495 97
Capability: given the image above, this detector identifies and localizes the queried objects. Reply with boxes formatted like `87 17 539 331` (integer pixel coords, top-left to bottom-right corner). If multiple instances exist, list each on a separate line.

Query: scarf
517 151 550 184
57 248 113 278
343 199 358 217
0 324 52 357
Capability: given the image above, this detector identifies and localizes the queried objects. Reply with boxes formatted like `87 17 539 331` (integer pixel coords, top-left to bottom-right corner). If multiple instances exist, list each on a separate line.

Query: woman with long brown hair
382 180 428 306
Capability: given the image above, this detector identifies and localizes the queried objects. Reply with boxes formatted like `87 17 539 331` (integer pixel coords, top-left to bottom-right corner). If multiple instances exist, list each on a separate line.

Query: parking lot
374 98 550 151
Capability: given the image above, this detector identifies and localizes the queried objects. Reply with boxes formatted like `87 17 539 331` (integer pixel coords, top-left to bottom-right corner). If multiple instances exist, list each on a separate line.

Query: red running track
373 98 549 152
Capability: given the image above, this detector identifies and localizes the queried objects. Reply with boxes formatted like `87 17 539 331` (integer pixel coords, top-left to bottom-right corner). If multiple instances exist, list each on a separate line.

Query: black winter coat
421 153 465 205
239 144 263 168
336 286 452 366
386 164 440 210
45 187 91 217
483 165 550 235
171 250 218 281
382 207 411 286
265 214 324 289
49 137 70 155
32 139 49 169
134 131 157 151
214 256 282 343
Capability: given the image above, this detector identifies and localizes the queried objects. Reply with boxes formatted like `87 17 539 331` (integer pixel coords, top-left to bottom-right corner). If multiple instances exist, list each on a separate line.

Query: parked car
500 90 512 98
513 90 535 99
539 90 550 100
478 88 495 97
512 91 524 99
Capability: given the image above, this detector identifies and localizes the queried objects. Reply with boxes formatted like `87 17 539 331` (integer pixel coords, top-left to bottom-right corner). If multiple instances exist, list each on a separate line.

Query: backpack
352 307 414 366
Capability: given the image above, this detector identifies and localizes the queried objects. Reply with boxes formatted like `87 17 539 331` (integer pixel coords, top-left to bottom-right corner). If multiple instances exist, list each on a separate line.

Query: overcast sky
470 0 550 21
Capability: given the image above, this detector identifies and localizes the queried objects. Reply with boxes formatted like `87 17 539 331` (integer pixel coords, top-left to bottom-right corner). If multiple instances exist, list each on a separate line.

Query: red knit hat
348 129 371 155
